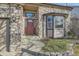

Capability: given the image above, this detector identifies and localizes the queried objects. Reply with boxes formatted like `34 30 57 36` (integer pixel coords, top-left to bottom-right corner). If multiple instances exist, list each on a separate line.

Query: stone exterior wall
0 19 7 51
38 6 71 38
0 4 10 52
9 4 22 52
21 5 72 53
0 4 72 55
0 4 22 55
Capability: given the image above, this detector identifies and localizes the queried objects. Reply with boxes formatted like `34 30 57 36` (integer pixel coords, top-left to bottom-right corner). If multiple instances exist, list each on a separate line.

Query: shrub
74 44 79 56
67 29 77 38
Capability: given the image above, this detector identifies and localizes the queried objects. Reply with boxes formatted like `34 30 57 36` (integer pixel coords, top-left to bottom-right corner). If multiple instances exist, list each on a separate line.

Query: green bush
74 44 79 56
42 39 70 53
67 30 77 38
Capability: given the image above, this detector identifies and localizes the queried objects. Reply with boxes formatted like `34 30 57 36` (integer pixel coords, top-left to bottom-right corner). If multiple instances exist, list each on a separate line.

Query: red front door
25 19 35 35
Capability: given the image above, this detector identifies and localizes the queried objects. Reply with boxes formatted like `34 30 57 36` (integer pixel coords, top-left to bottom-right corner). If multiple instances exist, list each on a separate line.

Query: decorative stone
0 3 72 56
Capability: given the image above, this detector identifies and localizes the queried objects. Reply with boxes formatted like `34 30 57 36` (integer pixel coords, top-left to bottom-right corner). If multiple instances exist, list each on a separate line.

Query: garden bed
41 39 73 56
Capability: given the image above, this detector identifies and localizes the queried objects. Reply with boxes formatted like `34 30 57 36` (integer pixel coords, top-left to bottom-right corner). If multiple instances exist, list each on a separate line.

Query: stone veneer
38 6 71 38
21 5 72 53
0 4 22 55
21 4 71 39
0 4 72 55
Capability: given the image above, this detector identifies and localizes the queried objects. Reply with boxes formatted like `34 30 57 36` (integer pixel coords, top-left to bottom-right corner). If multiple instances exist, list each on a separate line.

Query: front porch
21 4 69 39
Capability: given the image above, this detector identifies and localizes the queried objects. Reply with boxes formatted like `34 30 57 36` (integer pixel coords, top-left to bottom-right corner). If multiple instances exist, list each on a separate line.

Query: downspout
6 3 11 52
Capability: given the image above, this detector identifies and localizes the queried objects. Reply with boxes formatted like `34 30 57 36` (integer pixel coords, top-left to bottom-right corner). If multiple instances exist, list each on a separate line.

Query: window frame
54 16 64 29
45 15 64 38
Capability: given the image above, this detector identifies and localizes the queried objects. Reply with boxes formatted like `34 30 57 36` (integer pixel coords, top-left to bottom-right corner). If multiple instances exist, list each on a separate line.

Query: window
25 12 35 18
45 15 64 38
47 16 54 29
24 11 38 35
55 17 64 28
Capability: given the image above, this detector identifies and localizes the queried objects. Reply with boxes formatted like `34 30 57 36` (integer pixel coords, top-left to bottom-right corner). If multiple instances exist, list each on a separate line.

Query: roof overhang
43 12 68 18
23 4 38 12
19 3 73 10
40 3 73 10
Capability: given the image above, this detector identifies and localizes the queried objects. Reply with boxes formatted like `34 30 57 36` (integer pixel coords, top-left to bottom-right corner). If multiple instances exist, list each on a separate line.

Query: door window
47 16 54 29
55 16 64 28
46 16 54 38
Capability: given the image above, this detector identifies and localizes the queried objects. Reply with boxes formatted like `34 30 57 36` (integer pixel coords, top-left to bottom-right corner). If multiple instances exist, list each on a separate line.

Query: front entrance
0 18 10 52
43 14 64 38
46 16 54 38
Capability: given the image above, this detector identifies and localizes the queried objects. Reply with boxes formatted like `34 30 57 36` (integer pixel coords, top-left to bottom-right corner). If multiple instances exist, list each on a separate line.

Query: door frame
43 13 67 39
46 15 54 38
43 15 65 38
